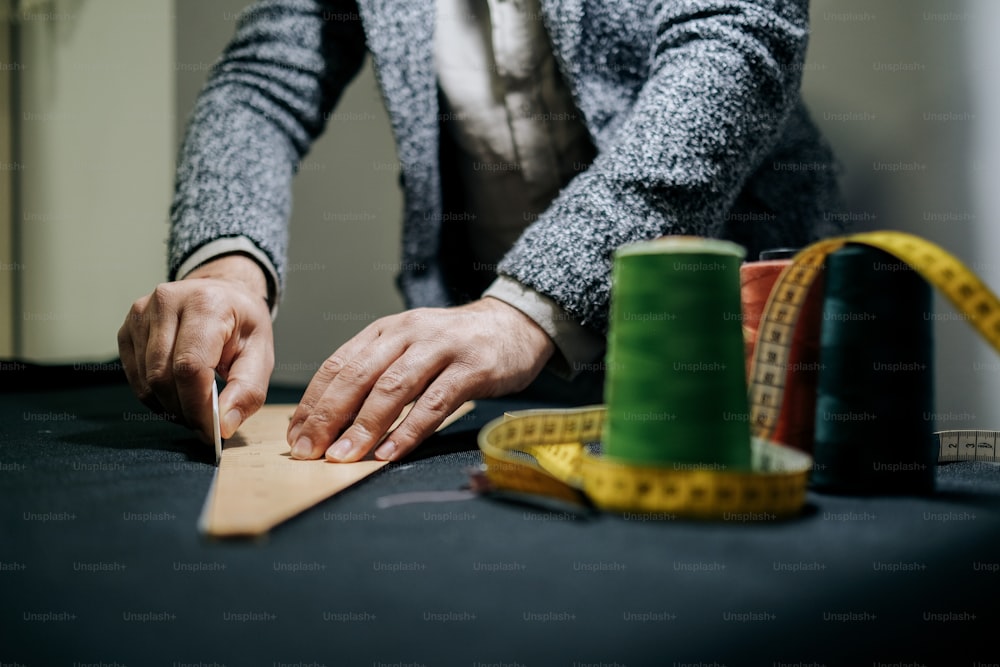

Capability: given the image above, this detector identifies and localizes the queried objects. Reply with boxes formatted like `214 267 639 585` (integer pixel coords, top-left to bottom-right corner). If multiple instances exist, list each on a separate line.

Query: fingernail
288 422 302 445
222 409 241 438
326 439 354 461
291 436 314 459
374 439 397 461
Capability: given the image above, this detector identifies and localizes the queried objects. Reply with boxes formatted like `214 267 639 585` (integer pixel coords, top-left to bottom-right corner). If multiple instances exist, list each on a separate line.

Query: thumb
217 342 273 439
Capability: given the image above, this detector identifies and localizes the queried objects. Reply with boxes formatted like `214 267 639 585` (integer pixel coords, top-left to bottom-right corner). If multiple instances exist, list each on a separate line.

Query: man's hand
117 255 275 443
286 297 555 462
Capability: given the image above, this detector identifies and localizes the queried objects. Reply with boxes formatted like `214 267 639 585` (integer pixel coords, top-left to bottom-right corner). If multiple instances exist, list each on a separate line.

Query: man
118 0 840 463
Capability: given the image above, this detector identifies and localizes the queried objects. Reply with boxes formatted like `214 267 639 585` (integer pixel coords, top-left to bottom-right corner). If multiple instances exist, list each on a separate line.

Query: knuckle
348 415 381 440
339 358 372 386
145 362 171 388
373 368 409 398
306 410 334 427
150 283 174 310
135 384 156 404
302 408 343 436
171 352 205 380
126 296 150 325
419 385 452 416
319 355 347 377
299 418 335 444
130 293 149 312
294 398 315 417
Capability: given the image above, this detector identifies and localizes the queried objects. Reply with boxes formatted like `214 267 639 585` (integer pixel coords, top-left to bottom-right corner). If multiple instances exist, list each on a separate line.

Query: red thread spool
740 249 824 454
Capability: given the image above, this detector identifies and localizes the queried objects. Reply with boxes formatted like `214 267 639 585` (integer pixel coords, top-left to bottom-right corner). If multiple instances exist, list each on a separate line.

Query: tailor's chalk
212 379 222 465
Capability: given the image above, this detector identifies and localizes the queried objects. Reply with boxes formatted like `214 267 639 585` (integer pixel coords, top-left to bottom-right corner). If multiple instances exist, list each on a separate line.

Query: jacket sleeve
167 0 367 299
496 0 819 333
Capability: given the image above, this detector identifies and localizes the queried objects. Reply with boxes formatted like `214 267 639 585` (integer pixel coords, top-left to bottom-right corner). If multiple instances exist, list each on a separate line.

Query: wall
966 0 1000 427
804 0 985 429
0 1 14 357
14 0 173 362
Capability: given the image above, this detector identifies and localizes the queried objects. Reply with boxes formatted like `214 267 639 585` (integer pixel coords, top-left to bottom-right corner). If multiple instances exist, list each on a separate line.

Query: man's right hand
117 254 275 444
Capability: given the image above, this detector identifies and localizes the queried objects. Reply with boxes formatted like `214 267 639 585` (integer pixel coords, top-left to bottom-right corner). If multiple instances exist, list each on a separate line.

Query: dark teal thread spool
812 244 935 494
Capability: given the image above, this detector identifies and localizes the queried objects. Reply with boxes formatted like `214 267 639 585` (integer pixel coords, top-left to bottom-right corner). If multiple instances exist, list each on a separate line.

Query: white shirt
437 0 603 375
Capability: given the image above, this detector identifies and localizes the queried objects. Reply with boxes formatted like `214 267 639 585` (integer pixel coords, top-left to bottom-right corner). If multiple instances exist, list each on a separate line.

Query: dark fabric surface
2 377 999 666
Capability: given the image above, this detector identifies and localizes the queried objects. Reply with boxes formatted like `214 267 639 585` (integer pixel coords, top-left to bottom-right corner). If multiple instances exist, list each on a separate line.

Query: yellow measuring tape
477 231 1000 518
479 407 812 519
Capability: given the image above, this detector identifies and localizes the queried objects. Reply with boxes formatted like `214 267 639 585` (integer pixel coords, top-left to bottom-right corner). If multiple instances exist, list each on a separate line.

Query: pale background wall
2 0 998 429
11 0 173 361
804 0 985 428
966 0 1000 430
0 2 13 357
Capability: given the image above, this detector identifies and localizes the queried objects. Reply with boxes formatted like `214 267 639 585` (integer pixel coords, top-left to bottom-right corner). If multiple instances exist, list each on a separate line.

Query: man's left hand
286 297 555 461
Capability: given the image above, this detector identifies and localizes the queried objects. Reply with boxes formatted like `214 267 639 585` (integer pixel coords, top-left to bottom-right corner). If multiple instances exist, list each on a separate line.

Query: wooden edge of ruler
199 400 475 538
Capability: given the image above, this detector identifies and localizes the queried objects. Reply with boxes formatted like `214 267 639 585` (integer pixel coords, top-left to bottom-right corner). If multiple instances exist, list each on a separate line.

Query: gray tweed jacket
169 0 841 334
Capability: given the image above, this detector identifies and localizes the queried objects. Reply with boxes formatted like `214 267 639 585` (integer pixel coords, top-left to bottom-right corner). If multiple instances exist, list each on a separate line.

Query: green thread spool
812 244 935 494
603 237 752 470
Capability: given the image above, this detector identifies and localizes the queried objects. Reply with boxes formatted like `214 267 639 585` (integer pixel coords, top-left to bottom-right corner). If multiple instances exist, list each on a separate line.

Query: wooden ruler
199 401 475 538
